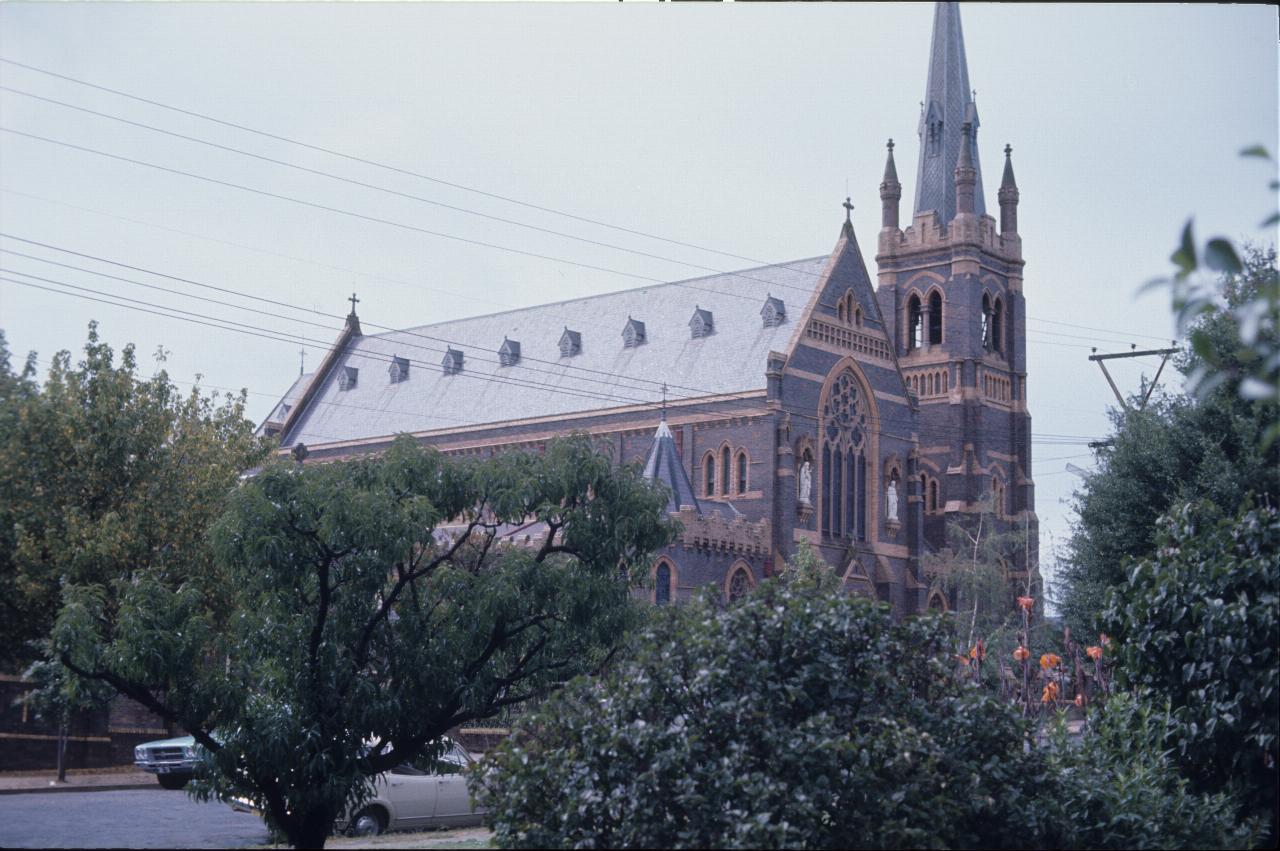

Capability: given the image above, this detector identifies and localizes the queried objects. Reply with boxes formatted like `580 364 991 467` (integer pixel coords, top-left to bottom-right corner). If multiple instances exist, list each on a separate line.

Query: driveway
0 787 269 848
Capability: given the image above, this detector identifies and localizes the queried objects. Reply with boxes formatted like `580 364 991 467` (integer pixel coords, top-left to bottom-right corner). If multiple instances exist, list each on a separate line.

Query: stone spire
998 143 1019 235
954 122 976 216
642 418 700 515
914 1 986 225
880 138 902 230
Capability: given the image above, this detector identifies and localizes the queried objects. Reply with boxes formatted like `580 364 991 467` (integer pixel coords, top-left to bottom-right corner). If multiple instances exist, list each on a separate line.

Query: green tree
1102 500 1279 839
477 565 1252 849
1056 245 1279 637
0 322 267 670
924 494 1033 654
54 434 675 849
476 566 1054 850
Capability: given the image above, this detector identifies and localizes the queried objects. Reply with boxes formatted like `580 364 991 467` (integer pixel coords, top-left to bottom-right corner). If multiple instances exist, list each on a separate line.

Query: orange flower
956 654 970 665
1041 681 1060 704
1013 645 1030 662
1086 645 1103 662
1039 653 1062 671
1073 694 1084 707
1017 596 1034 612
969 640 986 661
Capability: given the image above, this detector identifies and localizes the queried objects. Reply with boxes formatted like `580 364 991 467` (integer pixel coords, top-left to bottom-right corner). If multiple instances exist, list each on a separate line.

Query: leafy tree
18 641 115 782
1046 692 1259 850
477 565 1252 849
1102 500 1279 838
54 434 674 849
923 493 1033 653
476 566 1055 850
1056 246 1279 637
0 323 268 672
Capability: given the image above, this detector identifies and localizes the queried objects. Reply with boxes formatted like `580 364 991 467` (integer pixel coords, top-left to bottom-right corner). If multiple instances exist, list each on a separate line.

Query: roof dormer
338 366 359 391
388 355 410 384
622 317 646 348
761 295 786 328
559 328 582 358
498 337 521 367
441 348 463 376
689 306 714 339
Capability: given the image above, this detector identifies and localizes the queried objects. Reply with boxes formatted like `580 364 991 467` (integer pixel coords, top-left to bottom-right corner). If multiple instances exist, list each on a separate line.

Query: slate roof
914 1 987 224
282 257 828 447
642 419 701 514
259 371 313 432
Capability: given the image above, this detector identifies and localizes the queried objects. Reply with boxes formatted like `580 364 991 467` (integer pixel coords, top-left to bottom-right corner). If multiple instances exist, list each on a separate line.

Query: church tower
875 1 1038 591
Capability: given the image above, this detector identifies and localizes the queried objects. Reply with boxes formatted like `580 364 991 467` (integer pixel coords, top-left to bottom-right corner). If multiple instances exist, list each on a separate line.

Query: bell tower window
928 291 943 345
907 294 923 351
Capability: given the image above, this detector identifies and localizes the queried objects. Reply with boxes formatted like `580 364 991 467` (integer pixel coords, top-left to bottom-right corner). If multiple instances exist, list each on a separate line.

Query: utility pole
1087 343 1179 448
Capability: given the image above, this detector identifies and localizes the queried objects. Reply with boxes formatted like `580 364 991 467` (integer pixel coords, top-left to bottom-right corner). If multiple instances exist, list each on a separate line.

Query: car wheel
350 807 385 837
156 773 190 790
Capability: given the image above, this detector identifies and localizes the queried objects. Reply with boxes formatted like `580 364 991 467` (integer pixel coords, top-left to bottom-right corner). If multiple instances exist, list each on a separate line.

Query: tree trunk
56 715 67 783
290 808 334 850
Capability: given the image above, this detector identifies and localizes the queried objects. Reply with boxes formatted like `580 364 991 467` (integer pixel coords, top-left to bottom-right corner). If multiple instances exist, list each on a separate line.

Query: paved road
0 787 269 848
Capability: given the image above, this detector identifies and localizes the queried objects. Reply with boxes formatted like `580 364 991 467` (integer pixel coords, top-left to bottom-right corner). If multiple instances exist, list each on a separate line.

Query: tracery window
727 566 752 602
821 369 869 542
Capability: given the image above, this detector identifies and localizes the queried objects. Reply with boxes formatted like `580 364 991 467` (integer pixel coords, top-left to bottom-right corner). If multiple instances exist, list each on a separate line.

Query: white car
341 740 484 835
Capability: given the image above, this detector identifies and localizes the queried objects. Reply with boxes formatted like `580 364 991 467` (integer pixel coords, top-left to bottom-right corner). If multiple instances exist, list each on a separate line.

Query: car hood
137 736 196 748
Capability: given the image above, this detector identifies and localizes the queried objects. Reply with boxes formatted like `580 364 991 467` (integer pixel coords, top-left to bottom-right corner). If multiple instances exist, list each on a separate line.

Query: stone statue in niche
798 459 813 505
886 473 900 523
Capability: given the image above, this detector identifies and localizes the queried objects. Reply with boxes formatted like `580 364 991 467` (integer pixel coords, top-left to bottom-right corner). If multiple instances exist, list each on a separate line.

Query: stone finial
880 138 902 230
954 122 977 215
998 142 1020 235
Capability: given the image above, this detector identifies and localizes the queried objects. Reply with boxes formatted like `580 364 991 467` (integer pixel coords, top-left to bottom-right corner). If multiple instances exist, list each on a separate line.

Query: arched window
720 446 732 496
821 369 869 542
992 298 1004 353
907 294 923 350
854 306 863 327
655 561 672 606
930 479 939 512
981 293 993 350
838 302 847 323
736 451 748 495
727 565 753 602
992 476 1006 518
703 453 715 497
928 291 943 345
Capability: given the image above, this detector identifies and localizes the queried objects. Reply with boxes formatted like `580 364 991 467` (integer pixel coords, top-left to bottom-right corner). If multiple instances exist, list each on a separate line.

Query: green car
134 735 200 790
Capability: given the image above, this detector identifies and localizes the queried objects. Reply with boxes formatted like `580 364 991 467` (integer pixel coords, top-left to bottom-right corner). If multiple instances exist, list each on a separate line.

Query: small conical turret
954 122 976 216
998 143 1019 235
880 138 902 230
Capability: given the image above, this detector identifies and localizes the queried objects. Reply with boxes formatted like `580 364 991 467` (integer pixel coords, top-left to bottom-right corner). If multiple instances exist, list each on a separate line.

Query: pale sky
1 2 1277 596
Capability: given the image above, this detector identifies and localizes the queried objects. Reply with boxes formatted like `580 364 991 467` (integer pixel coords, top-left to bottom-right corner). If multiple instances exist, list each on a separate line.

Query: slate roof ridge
357 255 831 342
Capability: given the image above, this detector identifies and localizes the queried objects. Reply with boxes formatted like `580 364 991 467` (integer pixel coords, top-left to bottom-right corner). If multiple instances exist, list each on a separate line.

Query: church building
261 2 1039 615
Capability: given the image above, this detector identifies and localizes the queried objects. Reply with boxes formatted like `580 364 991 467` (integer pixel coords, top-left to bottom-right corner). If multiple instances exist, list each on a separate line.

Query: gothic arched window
928 291 943 345
703 453 715 498
736 451 748 495
821 369 869 542
907 294 923 351
655 561 672 606
720 446 732 496
992 298 1004 354
981 293 992 350
930 479 940 512
727 565 753 602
